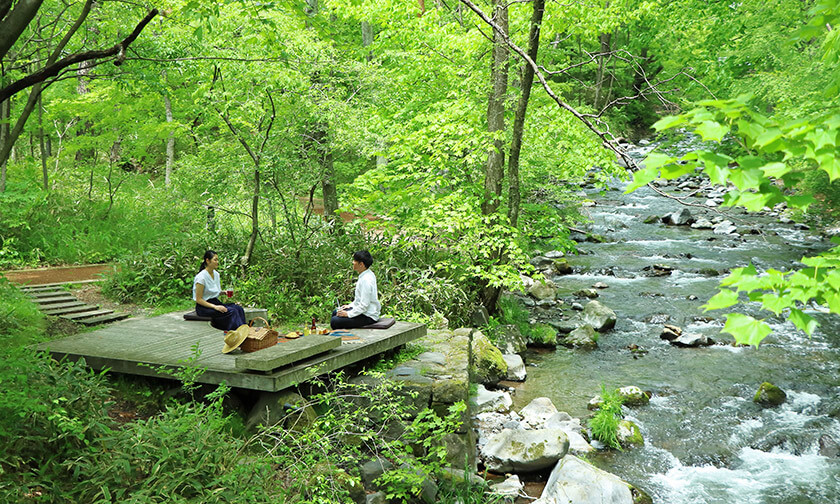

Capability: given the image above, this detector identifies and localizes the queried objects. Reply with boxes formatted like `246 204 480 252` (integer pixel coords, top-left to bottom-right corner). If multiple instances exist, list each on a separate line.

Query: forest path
2 264 111 285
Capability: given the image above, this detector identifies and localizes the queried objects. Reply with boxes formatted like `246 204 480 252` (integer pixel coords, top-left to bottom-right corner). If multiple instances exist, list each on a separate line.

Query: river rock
754 381 787 407
618 386 651 407
643 214 660 224
481 428 570 473
503 354 526 381
575 288 599 298
361 457 394 489
520 397 558 427
530 255 555 269
529 280 558 300
520 274 536 290
644 263 674 276
474 384 513 413
534 455 633 504
490 474 524 499
691 217 714 229
617 419 644 447
663 208 693 226
366 491 386 504
552 258 573 275
660 324 682 341
495 324 527 355
545 250 565 259
592 281 609 289
819 435 840 458
713 220 737 235
561 324 599 349
470 331 508 385
582 300 617 332
545 412 594 454
671 332 714 347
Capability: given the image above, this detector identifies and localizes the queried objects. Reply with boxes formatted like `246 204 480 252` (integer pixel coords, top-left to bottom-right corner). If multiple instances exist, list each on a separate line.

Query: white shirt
192 269 221 301
347 269 380 321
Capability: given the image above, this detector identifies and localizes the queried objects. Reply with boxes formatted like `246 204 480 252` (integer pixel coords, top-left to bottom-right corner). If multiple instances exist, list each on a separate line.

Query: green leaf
660 163 696 179
695 121 730 142
755 127 783 149
625 166 659 193
735 191 771 212
728 168 764 190
737 119 765 142
817 153 840 181
760 293 791 315
652 115 686 131
789 308 819 336
722 313 772 348
703 289 739 311
721 263 758 287
643 152 676 170
759 162 790 178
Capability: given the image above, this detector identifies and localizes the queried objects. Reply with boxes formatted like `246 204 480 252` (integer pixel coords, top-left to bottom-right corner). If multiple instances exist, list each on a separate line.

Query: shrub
589 385 625 450
529 323 558 346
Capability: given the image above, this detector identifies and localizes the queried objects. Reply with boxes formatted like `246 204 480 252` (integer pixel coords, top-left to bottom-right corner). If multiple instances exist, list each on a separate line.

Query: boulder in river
671 332 714 347
819 434 840 458
618 386 651 407
754 381 787 407
552 258 573 275
582 300 617 332
474 384 513 413
470 331 508 385
529 280 558 300
660 324 682 341
481 428 570 473
561 324 599 350
534 455 634 504
495 324 527 355
574 288 599 299
663 208 694 226
503 354 527 381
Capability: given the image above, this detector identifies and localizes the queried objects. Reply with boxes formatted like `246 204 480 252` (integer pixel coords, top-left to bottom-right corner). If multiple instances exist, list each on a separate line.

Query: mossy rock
630 485 654 504
618 419 644 447
754 381 787 407
469 331 508 385
528 323 558 346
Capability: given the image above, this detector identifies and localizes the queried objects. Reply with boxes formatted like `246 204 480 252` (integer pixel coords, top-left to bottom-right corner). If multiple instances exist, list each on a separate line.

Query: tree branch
458 0 636 169
0 8 158 104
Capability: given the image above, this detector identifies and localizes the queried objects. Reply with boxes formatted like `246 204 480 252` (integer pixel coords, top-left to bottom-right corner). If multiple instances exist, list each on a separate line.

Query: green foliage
260 372 467 503
368 343 426 373
0 278 46 344
529 323 558 346
589 385 625 450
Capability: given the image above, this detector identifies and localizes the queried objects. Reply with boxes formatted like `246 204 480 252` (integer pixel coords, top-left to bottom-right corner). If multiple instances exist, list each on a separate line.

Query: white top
192 269 221 302
347 269 380 321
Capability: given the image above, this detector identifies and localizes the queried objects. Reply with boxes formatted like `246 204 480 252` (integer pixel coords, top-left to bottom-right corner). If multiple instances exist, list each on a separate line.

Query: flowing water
514 146 840 503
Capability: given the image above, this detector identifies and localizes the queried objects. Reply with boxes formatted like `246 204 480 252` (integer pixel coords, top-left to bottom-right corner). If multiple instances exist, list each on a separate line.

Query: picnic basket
241 317 279 353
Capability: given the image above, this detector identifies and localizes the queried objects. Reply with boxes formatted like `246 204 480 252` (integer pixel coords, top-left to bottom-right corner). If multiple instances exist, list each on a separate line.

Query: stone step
76 312 130 326
60 309 114 321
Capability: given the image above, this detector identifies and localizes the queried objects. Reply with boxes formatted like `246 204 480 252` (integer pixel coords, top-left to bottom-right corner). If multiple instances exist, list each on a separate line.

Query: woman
193 250 246 331
330 250 381 330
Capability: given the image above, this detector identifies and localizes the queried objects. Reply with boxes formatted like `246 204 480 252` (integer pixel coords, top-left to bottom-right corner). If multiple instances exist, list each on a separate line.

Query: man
331 250 381 329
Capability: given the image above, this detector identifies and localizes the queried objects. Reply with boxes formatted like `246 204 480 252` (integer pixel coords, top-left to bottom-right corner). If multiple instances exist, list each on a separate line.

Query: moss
470 332 507 382
618 420 644 447
754 382 787 407
529 323 557 346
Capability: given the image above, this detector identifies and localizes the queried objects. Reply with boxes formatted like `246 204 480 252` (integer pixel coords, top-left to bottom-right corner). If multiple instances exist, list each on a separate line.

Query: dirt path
1 264 111 285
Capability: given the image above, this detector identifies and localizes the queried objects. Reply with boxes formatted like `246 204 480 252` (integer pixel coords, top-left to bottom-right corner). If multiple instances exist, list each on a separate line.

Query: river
513 143 840 503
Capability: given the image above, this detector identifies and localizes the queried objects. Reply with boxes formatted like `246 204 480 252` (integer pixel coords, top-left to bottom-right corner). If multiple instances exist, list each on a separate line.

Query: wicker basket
240 317 279 353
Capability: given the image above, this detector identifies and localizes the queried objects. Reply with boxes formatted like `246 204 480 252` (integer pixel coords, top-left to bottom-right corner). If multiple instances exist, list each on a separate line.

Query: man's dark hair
353 250 373 269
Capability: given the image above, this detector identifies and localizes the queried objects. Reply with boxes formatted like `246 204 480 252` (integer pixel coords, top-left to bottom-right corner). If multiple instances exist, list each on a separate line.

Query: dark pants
330 309 375 329
196 298 246 331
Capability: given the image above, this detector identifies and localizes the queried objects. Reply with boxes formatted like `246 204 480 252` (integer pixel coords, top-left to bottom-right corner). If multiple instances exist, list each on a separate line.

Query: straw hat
222 324 249 353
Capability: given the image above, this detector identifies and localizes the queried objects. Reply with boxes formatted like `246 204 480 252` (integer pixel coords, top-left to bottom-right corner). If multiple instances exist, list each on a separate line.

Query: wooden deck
37 312 426 392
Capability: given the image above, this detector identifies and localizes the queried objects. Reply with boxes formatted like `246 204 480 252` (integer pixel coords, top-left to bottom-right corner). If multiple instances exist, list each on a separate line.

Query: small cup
225 289 234 297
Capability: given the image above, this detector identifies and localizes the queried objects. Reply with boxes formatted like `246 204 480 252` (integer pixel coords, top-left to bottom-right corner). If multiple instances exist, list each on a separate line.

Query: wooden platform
36 312 426 392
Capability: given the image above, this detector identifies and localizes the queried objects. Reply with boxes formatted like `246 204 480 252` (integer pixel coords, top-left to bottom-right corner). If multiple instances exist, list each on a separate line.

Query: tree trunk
507 0 544 228
75 59 94 163
479 0 508 313
38 92 47 190
361 21 373 62
481 0 508 217
593 31 611 110
242 166 260 272
0 82 41 176
0 94 8 192
164 92 174 186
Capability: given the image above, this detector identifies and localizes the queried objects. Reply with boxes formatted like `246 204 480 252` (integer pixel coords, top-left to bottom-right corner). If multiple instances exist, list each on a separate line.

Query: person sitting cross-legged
331 250 380 330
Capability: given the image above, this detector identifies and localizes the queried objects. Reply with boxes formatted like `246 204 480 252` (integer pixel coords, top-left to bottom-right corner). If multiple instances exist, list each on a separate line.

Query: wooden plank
23 287 69 298
60 309 113 320
235 335 340 372
34 295 78 305
36 313 426 392
77 313 130 325
28 291 69 299
42 304 97 316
